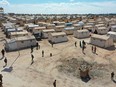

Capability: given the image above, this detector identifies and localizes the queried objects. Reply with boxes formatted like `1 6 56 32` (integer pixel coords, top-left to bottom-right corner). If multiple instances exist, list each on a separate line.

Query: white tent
9 30 28 38
111 25 116 32
5 36 36 51
107 31 116 42
95 27 108 35
42 29 55 38
48 32 68 43
90 34 114 48
55 25 65 32
63 27 76 35
46 24 55 29
74 29 90 39
32 26 46 33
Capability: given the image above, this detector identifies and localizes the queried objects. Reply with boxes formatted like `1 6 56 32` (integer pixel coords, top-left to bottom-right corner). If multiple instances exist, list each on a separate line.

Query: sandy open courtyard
0 28 116 87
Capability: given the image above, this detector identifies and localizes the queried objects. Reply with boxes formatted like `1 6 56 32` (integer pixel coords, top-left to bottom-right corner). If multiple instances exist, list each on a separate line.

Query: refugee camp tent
5 36 36 51
48 32 68 43
107 31 116 42
95 27 108 35
9 30 28 38
42 29 55 38
55 25 65 32
63 27 76 35
111 25 116 32
90 34 114 48
74 29 90 39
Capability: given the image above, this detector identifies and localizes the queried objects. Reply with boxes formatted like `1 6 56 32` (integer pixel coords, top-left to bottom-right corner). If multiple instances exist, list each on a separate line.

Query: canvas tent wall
42 29 55 38
9 30 28 38
83 25 93 32
90 34 114 48
27 24 39 32
55 25 65 32
32 26 46 33
111 25 116 32
73 24 82 30
2 23 15 32
6 27 23 37
48 32 68 43
5 36 36 51
74 29 90 39
65 23 73 27
107 31 116 42
46 24 55 29
63 27 76 35
95 27 108 35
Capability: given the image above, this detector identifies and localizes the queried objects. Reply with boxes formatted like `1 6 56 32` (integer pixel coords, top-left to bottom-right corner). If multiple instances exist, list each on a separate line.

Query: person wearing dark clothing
75 41 77 47
36 43 39 50
80 41 81 48
82 46 85 53
50 53 52 57
94 46 96 54
1 49 5 57
53 80 56 87
42 50 44 57
82 40 86 46
0 74 3 87
92 46 94 53
31 45 33 53
4 58 7 67
111 72 114 80
31 54 34 63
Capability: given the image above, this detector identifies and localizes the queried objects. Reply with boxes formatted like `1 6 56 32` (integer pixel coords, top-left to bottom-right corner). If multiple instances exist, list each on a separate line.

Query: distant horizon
0 0 116 14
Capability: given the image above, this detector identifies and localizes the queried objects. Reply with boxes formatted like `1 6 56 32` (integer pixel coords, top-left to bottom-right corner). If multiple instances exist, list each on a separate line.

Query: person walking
82 45 85 54
42 50 44 57
31 54 34 63
94 46 97 54
4 57 7 67
31 45 33 53
92 46 94 53
50 53 52 57
1 49 5 57
36 42 39 50
75 41 77 47
53 80 56 87
0 74 3 83
111 72 114 80
82 40 86 46
80 41 81 48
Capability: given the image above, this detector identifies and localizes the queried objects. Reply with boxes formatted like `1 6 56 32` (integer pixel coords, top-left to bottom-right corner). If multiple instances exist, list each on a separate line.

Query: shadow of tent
1 66 13 72
81 75 91 83
106 46 116 51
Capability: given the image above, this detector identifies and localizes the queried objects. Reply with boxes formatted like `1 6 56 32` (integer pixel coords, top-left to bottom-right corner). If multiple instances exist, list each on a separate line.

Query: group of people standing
75 40 97 55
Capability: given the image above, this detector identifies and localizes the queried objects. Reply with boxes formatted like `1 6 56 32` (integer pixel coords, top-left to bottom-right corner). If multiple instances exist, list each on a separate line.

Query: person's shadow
1 66 13 72
112 78 116 83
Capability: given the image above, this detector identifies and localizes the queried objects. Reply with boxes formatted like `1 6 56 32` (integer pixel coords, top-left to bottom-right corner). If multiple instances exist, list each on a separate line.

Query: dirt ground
0 29 116 87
